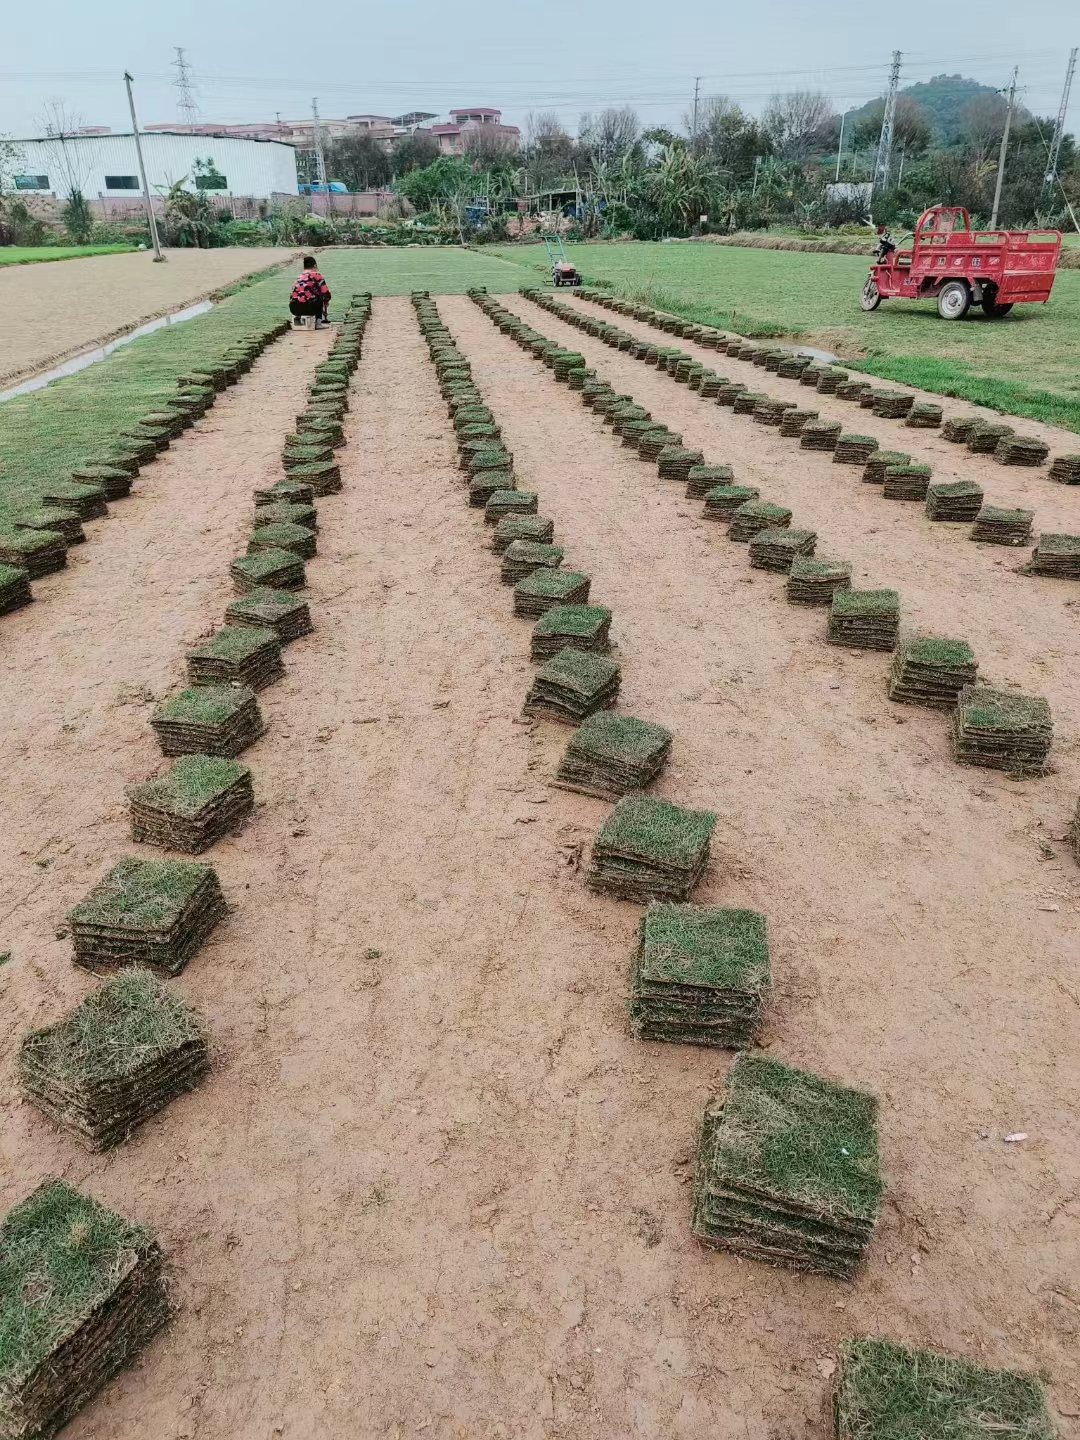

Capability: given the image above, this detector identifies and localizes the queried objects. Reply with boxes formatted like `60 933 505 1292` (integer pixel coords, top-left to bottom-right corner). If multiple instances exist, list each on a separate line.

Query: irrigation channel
0 294 1078 1436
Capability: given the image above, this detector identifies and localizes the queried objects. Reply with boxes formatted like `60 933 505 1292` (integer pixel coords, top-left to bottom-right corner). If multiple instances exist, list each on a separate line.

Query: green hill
851 73 1004 145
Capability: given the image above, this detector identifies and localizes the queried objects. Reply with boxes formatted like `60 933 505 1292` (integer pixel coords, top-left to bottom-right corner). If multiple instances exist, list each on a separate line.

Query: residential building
430 107 521 155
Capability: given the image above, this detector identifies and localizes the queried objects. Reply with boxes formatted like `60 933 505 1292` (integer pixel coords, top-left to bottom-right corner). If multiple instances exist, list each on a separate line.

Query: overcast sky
2 0 1076 140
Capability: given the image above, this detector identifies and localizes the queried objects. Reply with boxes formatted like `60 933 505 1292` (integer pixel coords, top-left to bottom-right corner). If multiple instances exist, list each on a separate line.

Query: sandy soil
1 293 1078 1439
0 247 296 384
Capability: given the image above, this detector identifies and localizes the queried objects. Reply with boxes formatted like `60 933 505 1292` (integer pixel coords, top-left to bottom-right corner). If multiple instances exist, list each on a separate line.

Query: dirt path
0 247 295 384
1 293 1078 1438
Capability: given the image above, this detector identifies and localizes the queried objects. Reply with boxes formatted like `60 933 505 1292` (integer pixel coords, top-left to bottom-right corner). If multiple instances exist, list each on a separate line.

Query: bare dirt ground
1 292 1078 1439
0 247 295 384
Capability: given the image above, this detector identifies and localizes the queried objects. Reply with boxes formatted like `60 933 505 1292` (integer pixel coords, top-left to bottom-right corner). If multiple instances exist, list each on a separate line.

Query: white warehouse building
9 131 298 202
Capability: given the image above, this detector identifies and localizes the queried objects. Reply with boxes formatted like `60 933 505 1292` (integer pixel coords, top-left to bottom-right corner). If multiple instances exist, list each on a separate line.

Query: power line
990 65 1018 229
172 46 198 125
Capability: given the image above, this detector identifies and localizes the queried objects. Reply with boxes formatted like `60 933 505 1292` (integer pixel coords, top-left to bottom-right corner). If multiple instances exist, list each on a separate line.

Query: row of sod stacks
629 904 768 1047
18 969 209 1150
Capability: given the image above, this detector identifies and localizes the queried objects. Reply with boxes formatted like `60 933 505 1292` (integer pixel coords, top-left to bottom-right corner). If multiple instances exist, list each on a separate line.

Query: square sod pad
749 527 816 573
554 713 673 801
230 548 305 594
128 755 254 853
151 683 264 757
787 558 852 606
491 515 555 553
970 505 1034 546
70 856 226 975
834 1337 1054 1440
587 793 716 902
692 1053 881 1277
0 1180 169 1440
252 501 317 532
531 604 612 659
887 637 977 710
523 648 620 725
248 521 317 561
629 903 768 1048
501 540 564 586
1028 532 1080 579
18 968 209 1150
0 530 67 579
514 569 591 618
0 563 33 616
187 625 283 690
224 587 313 642
952 684 1052 776
827 589 900 651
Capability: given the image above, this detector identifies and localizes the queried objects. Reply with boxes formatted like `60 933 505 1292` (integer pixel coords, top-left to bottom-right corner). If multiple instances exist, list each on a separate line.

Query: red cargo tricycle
860 205 1062 319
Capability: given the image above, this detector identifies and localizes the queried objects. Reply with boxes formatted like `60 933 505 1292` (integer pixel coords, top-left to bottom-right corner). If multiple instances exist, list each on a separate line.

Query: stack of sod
501 540 563 585
715 382 749 405
777 356 812 379
282 442 332 471
698 374 724 398
815 368 849 395
691 1053 881 1277
71 856 225 974
779 408 819 438
69 463 133 500
882 463 933 501
833 1337 1055 1440
970 505 1034 545
248 521 317 561
871 392 915 419
531 603 612 659
253 501 317 532
587 793 716 902
801 420 843 452
686 464 734 499
637 427 682 460
629 904 768 1048
828 589 900 650
554 713 672 801
762 351 790 373
14 507 85 545
733 391 769 416
128 755 254 853
861 450 910 484
284 459 341 496
0 1180 170 1438
40 482 106 518
905 401 943 428
230 548 305 593
787 558 852 605
996 436 1050 466
514 569 590 618
752 399 797 426
942 416 979 443
729 501 792 542
749 527 817 572
491 515 556 552
836 380 872 402
833 435 879 465
888 637 977 709
799 366 825 388
225 587 312 642
0 530 67 578
187 625 283 690
952 684 1052 774
1029 533 1080 579
485 490 538 523
968 422 1014 454
527 650 622 725
18 969 209 1150
704 484 760 522
925 480 984 521
1048 453 1080 484
152 684 263 757
1071 797 1080 866
658 447 705 482
0 563 33 615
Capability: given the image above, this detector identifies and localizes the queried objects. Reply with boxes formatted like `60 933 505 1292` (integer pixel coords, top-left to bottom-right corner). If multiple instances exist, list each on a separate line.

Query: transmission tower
172 47 198 125
1044 47 1077 193
873 50 902 192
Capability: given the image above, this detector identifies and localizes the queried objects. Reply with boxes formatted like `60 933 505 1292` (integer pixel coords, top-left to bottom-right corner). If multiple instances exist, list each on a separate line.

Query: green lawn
314 245 528 295
0 244 138 265
484 240 1080 433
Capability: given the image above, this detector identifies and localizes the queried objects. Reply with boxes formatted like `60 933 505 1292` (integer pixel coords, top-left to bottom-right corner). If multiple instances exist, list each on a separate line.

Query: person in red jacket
289 256 331 328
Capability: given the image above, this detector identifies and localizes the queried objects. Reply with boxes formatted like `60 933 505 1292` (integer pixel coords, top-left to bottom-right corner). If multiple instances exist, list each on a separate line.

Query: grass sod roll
513 568 591 618
224 588 313 642
925 481 984 522
523 648 622 725
248 521 317 561
952 684 1052 775
0 529 68 578
68 464 133 500
0 562 33 615
18 969 209 1150
530 604 612 659
882 464 933 501
969 505 1034 546
0 1180 170 1438
827 588 900 651
861 450 910 484
285 461 341 497
254 480 315 507
749 527 817 572
888 637 978 709
691 1053 881 1277
833 1337 1054 1440
587 793 716 903
786 558 852 606
136 409 186 438
128 754 254 853
69 856 226 975
38 480 107 521
703 485 760 522
187 624 284 690
752 399 797 425
833 434 880 465
13 507 85 546
729 501 792 543
1028 532 1080 579
151 683 264 757
1048 453 1080 484
485 490 538 524
554 712 672 802
501 541 564 586
629 904 769 1048
491 515 556 553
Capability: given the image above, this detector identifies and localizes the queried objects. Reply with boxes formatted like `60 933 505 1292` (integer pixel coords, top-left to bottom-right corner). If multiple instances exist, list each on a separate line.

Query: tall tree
687 95 768 181
324 132 392 191
391 132 440 177
579 107 640 166
761 90 835 160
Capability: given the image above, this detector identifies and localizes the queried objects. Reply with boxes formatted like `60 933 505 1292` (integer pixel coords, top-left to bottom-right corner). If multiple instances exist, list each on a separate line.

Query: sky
2 0 1076 141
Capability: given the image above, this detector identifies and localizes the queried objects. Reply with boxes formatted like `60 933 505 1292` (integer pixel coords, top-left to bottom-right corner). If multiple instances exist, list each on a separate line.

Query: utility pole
310 97 326 214
1043 48 1077 194
990 67 1018 230
124 72 165 262
873 50 902 192
752 154 761 196
691 76 701 150
172 47 198 126
835 107 849 183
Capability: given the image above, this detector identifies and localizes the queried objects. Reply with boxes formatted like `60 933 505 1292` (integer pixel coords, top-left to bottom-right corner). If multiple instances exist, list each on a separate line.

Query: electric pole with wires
1043 48 1077 195
691 76 701 150
172 47 198 126
873 50 902 192
990 66 1018 230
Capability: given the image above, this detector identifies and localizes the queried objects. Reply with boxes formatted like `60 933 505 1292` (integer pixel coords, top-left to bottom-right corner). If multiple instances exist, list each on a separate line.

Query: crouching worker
289 255 331 329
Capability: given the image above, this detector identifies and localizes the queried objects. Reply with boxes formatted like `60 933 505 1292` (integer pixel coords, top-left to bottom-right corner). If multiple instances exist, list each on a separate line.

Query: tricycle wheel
859 277 882 312
937 280 971 320
982 296 1013 318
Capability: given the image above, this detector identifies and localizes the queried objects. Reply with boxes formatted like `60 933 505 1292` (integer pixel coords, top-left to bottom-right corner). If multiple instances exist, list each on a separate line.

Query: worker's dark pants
290 298 329 321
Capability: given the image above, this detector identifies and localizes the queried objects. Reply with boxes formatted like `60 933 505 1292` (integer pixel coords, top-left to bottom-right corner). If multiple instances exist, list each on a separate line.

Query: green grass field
484 241 1080 433
0 244 138 265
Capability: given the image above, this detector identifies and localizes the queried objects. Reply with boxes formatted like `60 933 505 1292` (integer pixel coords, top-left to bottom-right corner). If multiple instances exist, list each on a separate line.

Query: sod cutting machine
542 231 582 287
860 205 1062 319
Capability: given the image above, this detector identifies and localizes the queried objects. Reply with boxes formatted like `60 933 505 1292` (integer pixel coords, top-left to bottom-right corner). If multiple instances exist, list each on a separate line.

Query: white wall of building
9 132 297 200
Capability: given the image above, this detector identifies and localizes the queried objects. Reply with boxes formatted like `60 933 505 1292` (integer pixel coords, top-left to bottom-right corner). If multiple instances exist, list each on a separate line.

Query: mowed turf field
484 240 1080 432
